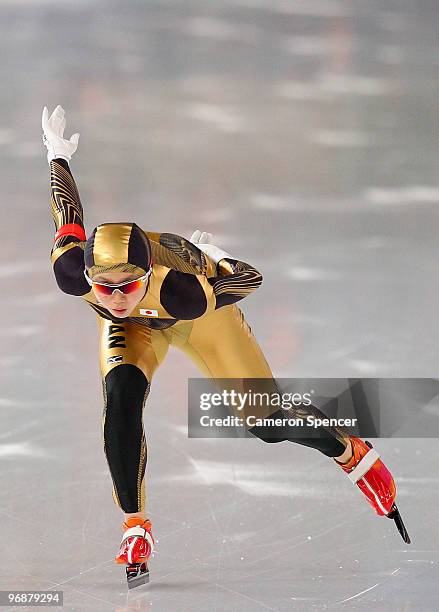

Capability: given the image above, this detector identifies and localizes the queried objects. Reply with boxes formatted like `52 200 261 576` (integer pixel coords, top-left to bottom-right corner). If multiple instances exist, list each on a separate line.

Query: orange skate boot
336 436 410 543
116 517 155 588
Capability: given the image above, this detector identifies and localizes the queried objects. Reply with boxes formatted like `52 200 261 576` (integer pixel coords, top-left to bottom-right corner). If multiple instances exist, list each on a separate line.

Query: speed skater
42 105 410 588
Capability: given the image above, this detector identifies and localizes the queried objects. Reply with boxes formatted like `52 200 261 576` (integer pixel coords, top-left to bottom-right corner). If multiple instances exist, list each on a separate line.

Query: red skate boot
336 436 410 543
115 517 155 588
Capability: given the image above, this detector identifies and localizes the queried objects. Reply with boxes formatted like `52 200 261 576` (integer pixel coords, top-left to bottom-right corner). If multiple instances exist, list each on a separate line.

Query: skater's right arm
42 106 89 296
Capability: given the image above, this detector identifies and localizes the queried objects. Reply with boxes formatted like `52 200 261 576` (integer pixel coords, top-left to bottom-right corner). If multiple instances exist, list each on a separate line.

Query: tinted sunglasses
83 268 152 296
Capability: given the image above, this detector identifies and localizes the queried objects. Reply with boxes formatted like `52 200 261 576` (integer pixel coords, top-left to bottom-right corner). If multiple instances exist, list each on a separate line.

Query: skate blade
126 563 150 589
387 503 411 544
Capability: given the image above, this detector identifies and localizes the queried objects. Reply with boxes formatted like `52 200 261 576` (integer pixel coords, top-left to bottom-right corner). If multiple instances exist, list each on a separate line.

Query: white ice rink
1 0 439 610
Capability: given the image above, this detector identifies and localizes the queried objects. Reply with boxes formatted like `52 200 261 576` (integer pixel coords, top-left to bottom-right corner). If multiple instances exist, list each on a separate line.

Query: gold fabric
144 231 215 277
98 304 275 512
93 223 132 267
98 305 272 380
88 263 146 279
50 160 84 232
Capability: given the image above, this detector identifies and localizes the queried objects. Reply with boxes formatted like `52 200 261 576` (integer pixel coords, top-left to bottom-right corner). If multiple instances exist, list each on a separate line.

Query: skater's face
90 272 148 318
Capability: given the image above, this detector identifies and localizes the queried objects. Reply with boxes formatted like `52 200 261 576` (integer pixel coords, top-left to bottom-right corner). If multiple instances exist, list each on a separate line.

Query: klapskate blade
387 504 411 544
126 563 150 589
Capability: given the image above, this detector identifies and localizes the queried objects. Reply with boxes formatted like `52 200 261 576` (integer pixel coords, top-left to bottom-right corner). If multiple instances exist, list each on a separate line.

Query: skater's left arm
190 230 263 308
208 257 263 307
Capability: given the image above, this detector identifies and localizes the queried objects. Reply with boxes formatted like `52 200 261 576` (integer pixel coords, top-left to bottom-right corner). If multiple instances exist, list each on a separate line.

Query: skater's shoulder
143 230 208 276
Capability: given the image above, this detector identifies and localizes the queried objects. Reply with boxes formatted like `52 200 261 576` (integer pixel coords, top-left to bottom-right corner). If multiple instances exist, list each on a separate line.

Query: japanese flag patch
139 308 159 317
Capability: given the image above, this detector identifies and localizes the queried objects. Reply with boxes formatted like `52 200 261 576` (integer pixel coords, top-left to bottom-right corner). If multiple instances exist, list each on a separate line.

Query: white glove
42 105 80 165
190 229 232 265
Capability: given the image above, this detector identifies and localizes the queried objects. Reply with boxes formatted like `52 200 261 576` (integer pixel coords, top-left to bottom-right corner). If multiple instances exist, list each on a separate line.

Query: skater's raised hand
189 229 231 265
42 105 80 165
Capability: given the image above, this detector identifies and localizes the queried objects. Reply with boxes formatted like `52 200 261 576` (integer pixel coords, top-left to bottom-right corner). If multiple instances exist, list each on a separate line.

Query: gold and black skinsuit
49 158 347 513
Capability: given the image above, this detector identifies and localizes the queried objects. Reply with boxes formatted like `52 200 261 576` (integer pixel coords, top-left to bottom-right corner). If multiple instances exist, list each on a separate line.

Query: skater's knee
103 365 150 435
104 364 150 409
248 426 286 444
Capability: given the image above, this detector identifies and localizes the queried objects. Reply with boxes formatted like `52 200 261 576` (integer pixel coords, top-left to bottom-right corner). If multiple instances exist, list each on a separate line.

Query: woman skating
42 105 408 587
